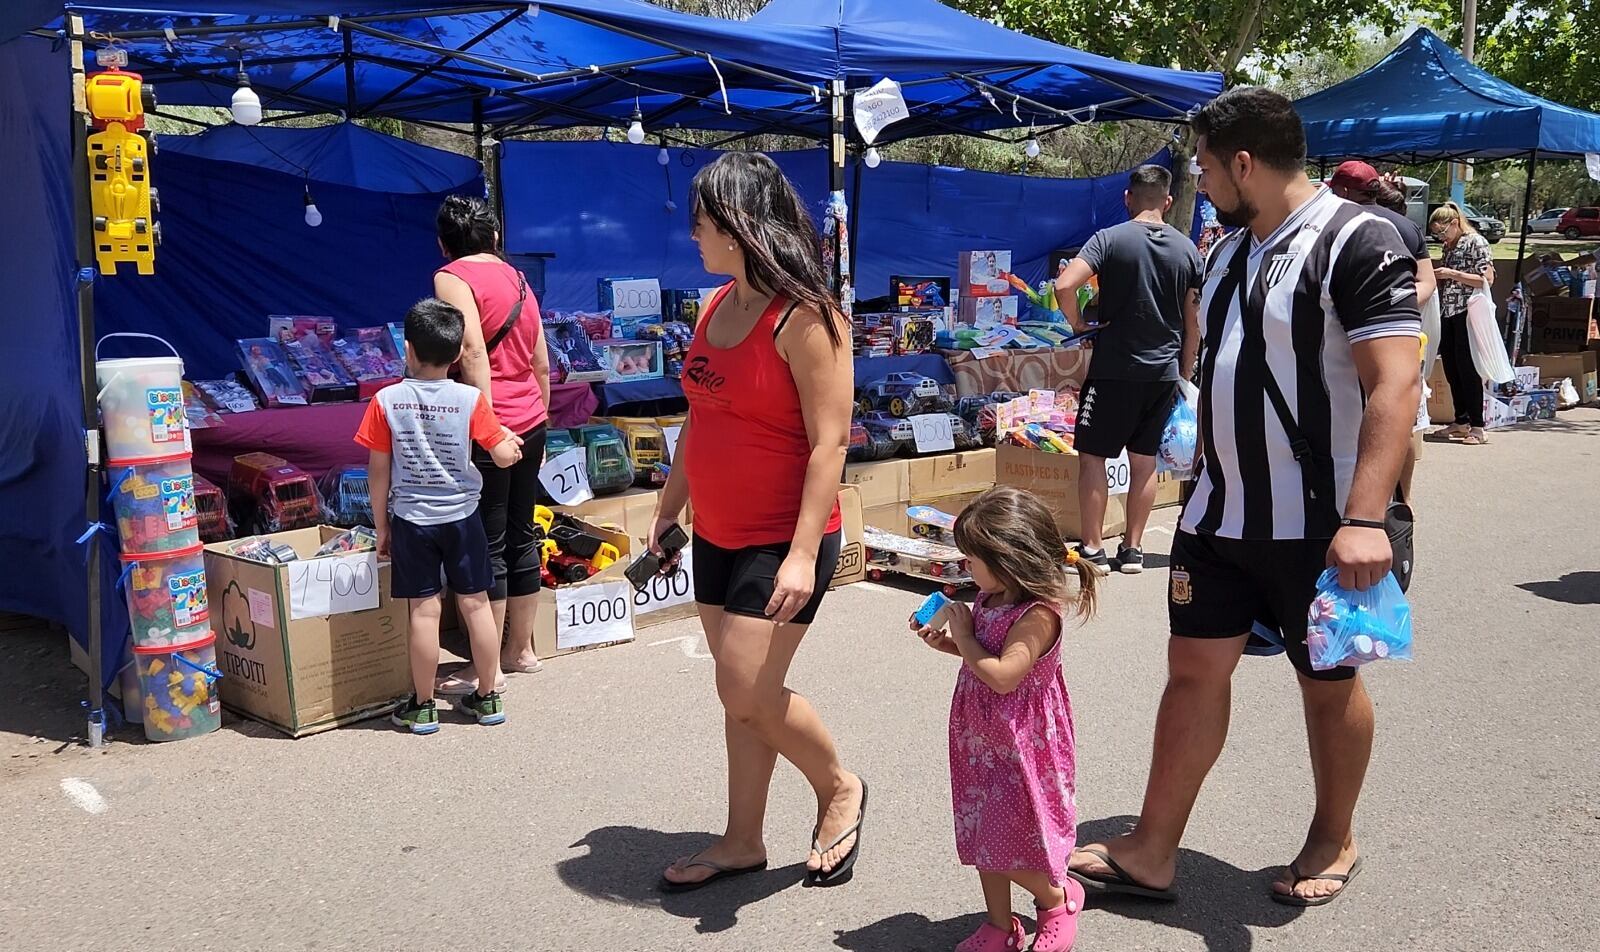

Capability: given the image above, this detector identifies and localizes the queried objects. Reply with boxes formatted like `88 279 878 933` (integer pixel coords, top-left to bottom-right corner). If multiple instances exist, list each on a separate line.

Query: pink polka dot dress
949 594 1077 884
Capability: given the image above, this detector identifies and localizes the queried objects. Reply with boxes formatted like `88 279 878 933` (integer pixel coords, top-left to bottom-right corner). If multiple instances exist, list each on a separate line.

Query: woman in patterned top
1429 202 1495 445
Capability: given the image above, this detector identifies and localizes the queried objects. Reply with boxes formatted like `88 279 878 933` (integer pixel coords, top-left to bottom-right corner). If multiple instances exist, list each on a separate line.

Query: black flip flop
1067 847 1179 901
1271 857 1363 907
805 780 868 887
657 854 769 894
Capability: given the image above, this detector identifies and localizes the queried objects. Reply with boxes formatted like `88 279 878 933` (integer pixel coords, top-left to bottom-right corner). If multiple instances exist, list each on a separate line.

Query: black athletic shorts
1168 530 1353 681
389 512 494 600
693 530 842 626
1074 378 1178 458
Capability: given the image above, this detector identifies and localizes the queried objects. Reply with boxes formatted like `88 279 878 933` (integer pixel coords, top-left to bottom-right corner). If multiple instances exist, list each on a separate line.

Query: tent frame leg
1508 149 1539 361
67 14 106 748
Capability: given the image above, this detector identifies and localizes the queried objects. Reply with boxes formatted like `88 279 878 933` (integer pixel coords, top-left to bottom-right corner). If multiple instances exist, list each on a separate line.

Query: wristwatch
1339 517 1387 530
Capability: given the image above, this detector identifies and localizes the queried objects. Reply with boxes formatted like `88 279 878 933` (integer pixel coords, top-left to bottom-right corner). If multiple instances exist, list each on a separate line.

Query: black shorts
1168 530 1352 681
693 531 842 626
389 513 494 600
1074 378 1178 458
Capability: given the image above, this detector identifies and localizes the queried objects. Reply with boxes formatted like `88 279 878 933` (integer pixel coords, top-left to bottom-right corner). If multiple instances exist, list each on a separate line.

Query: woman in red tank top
654 153 867 893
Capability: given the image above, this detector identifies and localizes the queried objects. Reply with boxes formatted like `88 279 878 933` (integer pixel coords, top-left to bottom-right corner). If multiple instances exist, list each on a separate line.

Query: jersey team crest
1265 252 1299 289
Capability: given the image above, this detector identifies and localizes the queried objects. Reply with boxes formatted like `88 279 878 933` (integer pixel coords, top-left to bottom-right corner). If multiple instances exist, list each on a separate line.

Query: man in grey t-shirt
1055 164 1202 575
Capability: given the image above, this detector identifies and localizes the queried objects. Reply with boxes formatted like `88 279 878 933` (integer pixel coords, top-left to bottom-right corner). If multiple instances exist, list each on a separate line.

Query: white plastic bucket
95 333 189 461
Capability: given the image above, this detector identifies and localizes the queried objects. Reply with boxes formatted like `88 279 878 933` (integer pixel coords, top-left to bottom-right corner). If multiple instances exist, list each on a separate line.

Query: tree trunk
1168 127 1198 237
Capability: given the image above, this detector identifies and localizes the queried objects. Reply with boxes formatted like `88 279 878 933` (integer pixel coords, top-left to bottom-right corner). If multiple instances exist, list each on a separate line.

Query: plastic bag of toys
1156 380 1199 475
1306 567 1413 672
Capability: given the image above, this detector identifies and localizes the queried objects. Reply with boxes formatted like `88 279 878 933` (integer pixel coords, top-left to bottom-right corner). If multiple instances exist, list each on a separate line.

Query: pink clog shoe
1028 879 1085 952
956 915 1026 952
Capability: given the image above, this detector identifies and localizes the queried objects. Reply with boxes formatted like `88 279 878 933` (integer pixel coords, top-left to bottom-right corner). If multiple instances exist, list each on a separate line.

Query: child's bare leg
408 595 444 702
456 591 501 694
979 871 1014 930
1012 870 1066 910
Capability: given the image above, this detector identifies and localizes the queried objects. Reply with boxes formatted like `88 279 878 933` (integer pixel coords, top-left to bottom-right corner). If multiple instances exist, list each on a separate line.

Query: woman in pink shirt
432 196 550 689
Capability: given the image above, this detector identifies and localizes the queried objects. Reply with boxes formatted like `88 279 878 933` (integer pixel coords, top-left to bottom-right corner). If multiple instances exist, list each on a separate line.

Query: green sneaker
459 690 506 726
391 696 439 735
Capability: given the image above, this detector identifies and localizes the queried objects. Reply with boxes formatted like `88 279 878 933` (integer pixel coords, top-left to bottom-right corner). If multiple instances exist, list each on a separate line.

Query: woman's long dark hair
436 194 500 260
690 152 845 348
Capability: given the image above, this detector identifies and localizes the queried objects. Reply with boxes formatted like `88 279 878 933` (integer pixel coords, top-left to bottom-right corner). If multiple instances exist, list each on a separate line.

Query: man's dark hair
1373 180 1409 215
435 194 499 260
405 297 465 367
1191 86 1307 173
1128 164 1173 208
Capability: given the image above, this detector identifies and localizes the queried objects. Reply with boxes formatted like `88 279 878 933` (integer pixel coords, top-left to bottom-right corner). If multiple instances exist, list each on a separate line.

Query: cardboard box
1523 352 1599 403
995 444 1126 541
532 519 636 661
1527 297 1596 353
205 527 410 738
844 459 910 509
863 503 910 537
1520 255 1569 298
958 250 1013 298
1153 471 1187 510
909 490 983 518
1426 363 1455 424
908 448 996 499
958 295 1020 327
829 486 867 589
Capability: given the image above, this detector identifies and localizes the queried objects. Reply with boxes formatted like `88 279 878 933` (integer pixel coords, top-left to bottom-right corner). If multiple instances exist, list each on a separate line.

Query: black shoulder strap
771 299 801 340
484 268 527 355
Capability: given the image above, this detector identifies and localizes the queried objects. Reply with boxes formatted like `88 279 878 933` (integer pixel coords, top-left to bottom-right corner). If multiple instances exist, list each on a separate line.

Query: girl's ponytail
1064 547 1099 621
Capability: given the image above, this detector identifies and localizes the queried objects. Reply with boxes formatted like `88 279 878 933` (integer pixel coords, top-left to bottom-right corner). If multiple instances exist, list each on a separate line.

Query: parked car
1427 202 1506 243
1557 207 1600 240
1524 207 1570 234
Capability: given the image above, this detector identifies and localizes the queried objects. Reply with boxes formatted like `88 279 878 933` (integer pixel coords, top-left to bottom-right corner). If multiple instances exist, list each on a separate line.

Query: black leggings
473 423 548 600
1439 313 1483 427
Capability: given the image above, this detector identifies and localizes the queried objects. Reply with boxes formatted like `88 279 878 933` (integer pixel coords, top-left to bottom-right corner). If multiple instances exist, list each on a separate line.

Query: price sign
539 446 593 505
287 552 379 620
909 413 955 453
662 425 683 465
556 578 635 650
1105 449 1132 496
633 545 696 617
852 78 909 145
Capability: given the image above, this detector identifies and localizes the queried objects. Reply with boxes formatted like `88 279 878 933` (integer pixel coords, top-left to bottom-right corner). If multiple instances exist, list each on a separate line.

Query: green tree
1474 0 1598 113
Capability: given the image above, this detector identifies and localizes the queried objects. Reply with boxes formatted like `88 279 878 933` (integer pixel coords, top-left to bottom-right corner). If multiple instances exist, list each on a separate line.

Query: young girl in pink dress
911 486 1099 952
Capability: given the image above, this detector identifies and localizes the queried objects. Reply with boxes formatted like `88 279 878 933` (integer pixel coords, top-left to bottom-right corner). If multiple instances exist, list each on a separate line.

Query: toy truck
856 373 949 417
228 452 321 535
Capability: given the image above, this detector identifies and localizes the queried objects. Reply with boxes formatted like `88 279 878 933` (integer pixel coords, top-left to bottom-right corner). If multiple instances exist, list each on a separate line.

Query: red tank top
681 285 842 549
436 258 547 435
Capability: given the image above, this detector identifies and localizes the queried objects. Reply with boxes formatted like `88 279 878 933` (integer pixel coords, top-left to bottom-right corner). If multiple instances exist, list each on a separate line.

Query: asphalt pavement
4 410 1598 952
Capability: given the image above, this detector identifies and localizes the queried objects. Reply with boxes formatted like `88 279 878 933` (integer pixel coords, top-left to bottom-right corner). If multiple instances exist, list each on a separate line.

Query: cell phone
625 523 689 592
914 591 953 628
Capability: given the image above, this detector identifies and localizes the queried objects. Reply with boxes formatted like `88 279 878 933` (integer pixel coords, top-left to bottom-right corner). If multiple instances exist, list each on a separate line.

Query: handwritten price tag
286 552 379 620
556 578 635 650
539 446 593 505
1105 450 1132 496
909 413 955 454
633 545 696 617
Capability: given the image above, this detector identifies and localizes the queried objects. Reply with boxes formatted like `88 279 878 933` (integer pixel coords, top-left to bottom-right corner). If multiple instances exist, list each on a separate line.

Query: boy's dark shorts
1168 530 1353 681
389 512 494 600
1074 378 1178 458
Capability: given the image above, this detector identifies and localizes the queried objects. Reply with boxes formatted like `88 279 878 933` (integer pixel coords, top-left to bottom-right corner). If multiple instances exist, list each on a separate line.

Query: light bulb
231 68 262 126
863 147 881 169
1025 138 1041 158
303 190 322 227
658 147 670 166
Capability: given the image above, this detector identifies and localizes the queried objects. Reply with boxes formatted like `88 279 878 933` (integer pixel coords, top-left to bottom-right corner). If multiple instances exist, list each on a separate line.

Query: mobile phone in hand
625 523 689 591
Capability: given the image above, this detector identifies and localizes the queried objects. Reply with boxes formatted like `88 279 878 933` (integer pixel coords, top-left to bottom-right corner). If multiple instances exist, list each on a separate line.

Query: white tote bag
1465 290 1514 384
1419 294 1442 378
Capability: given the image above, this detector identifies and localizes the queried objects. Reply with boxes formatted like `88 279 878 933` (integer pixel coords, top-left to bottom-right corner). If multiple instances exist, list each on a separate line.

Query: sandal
502 658 544 674
1463 428 1489 445
657 852 768 894
1271 856 1363 907
434 671 506 696
806 779 868 887
1066 847 1178 901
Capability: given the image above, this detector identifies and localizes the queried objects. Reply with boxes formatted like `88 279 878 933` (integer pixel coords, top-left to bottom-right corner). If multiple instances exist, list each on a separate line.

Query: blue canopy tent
1295 26 1600 341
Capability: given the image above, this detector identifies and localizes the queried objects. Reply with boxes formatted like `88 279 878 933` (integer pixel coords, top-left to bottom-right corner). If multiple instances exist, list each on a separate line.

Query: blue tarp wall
502 140 1166 309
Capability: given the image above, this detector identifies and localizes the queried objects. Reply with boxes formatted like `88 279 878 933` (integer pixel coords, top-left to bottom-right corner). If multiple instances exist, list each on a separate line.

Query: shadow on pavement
1517 571 1600 606
558 825 806 934
834 911 1001 952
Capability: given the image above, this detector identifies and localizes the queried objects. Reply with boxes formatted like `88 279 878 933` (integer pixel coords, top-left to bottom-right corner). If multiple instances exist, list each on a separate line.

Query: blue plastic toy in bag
1156 380 1199 475
1306 567 1414 671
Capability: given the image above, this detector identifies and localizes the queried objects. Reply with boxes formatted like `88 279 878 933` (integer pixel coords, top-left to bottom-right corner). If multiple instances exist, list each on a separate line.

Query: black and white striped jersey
1180 188 1421 541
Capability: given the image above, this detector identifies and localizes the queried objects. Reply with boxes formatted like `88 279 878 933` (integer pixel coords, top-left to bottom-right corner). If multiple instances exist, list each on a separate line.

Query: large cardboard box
910 490 984 518
1528 296 1596 354
1426 363 1455 424
829 486 867 589
1153 472 1187 510
995 445 1126 541
532 519 637 660
844 459 910 510
205 527 410 738
1522 352 1599 403
908 448 996 499
863 503 910 537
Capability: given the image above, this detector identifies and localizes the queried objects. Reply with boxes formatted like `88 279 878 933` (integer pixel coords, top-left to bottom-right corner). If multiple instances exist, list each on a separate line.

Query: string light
863 146 881 169
231 60 262 126
1025 138 1041 158
303 185 322 227
658 145 670 166
626 99 645 145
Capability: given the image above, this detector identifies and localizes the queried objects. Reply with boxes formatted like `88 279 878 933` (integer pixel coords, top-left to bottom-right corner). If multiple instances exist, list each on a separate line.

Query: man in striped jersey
1069 88 1422 908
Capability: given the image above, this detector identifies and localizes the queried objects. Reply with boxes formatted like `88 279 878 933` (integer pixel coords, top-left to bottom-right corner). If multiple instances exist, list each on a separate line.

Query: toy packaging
283 338 358 404
236 338 309 408
314 525 377 556
192 473 232 543
181 380 224 429
108 454 201 556
598 277 663 337
192 377 259 413
958 250 1013 298
387 321 404 357
852 312 897 358
319 465 373 527
894 315 937 355
269 315 338 347
228 452 321 535
227 535 301 564
121 543 210 647
663 288 704 324
330 327 405 398
639 322 695 378
1306 567 1414 671
608 418 670 487
595 339 664 383
893 275 952 310
577 424 635 496
958 294 1020 327
133 634 222 742
857 372 951 417
543 316 609 383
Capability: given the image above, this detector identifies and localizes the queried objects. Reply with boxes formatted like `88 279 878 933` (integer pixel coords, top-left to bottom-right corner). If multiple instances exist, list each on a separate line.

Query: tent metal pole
849 149 862 285
1508 148 1538 361
829 78 847 303
474 99 485 165
1069 64 1192 119
343 30 358 116
99 5 522 41
67 14 106 748
362 6 527 113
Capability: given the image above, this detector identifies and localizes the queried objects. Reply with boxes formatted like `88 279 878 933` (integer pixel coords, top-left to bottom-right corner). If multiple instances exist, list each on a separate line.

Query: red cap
1330 160 1380 193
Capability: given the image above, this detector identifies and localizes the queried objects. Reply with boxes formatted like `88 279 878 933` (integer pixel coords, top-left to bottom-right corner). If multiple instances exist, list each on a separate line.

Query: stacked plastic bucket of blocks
96 334 222 742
